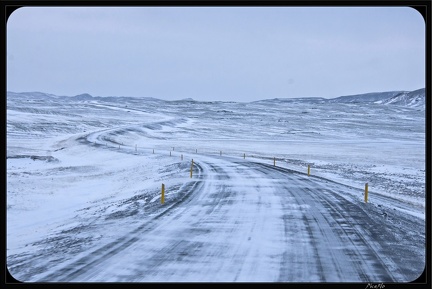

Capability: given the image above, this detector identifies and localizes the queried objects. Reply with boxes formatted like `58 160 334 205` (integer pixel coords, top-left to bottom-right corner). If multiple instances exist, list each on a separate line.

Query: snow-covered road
31 153 423 282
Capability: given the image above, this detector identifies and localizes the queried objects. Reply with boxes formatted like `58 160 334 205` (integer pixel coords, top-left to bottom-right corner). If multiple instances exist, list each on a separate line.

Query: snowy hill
6 91 58 99
328 91 403 103
328 88 425 109
251 97 327 105
7 88 425 109
250 88 425 109
377 88 425 108
73 93 93 100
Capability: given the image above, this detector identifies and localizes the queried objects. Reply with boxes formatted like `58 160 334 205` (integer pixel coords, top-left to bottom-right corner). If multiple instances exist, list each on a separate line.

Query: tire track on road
247 161 424 282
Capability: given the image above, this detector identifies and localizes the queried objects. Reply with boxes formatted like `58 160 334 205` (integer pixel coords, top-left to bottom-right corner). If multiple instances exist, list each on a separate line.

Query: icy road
30 153 423 282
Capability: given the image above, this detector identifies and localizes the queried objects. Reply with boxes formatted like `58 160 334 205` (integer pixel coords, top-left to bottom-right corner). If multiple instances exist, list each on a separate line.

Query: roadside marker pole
308 165 310 176
153 149 154 154
181 154 183 161
196 149 197 153
364 183 369 203
190 159 194 178
170 151 172 156
274 157 276 166
220 151 222 156
161 183 165 204
135 144 137 152
244 153 246 159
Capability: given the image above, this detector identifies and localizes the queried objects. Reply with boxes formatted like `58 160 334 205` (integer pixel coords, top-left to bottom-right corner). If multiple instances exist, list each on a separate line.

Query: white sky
6 6 425 102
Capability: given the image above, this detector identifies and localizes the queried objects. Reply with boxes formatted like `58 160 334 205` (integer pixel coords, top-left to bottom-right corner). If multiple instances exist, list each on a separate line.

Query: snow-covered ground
6 91 426 282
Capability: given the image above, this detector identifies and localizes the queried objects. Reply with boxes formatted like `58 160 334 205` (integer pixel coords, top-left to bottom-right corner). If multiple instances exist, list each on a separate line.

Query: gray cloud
7 6 425 101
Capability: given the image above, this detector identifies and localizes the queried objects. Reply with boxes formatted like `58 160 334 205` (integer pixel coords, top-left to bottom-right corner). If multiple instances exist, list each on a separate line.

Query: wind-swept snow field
6 90 425 282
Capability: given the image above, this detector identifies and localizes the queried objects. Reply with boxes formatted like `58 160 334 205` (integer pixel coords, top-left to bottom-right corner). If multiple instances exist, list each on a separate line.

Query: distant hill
6 91 58 99
253 88 425 109
251 97 327 105
376 88 425 108
7 88 426 109
73 93 93 100
327 88 425 109
327 91 403 103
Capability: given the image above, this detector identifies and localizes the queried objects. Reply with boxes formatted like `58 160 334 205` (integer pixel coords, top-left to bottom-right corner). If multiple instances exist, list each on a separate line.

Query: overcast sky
7 6 425 102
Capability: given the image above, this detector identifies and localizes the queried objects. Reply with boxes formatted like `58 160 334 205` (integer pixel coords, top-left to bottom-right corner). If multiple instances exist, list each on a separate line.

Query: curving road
35 153 424 282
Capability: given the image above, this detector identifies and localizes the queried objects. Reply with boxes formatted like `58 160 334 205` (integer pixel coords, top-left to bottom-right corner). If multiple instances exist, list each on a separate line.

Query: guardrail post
161 183 165 204
364 183 369 203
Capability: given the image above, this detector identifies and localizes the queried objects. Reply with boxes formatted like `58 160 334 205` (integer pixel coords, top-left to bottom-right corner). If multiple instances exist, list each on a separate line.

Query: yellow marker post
364 183 369 203
161 183 165 204
190 159 194 178
308 165 310 176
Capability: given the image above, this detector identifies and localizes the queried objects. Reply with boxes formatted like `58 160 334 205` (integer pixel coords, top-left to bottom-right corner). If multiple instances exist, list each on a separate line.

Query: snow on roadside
7 137 194 257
